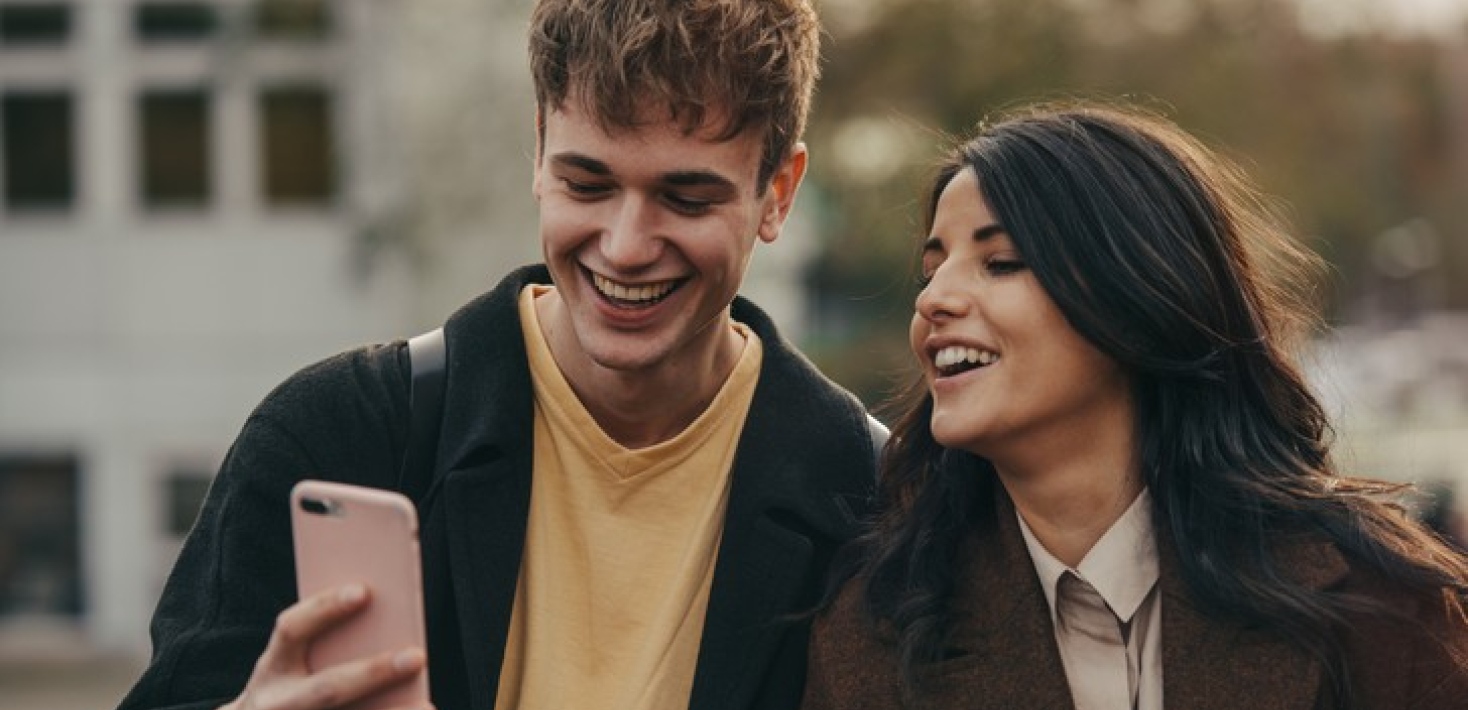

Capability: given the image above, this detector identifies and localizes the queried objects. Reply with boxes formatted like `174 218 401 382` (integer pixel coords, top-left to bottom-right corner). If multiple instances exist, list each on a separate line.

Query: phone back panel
290 480 429 710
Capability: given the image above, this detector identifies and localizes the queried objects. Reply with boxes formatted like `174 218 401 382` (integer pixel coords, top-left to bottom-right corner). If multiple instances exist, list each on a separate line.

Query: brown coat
803 490 1468 710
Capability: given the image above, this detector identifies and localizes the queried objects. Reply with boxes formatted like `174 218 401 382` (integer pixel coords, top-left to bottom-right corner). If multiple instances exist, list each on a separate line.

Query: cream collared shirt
1017 489 1163 710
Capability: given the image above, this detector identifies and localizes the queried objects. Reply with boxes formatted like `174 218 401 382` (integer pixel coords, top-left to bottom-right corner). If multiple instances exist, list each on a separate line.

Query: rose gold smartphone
290 480 429 710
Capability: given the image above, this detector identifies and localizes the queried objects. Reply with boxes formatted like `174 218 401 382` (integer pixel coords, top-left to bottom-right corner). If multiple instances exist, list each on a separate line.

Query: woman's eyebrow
974 223 1006 241
923 223 1007 253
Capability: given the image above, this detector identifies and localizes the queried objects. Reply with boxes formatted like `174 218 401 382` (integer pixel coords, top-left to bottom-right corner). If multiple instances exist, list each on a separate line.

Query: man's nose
601 195 663 268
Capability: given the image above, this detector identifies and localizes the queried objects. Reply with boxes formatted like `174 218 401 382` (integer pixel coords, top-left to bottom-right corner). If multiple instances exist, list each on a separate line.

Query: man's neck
575 331 743 449
535 289 746 449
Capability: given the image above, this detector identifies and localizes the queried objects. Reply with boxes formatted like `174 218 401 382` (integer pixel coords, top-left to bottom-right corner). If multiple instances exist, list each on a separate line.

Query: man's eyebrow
550 153 611 175
662 170 737 191
547 155 736 192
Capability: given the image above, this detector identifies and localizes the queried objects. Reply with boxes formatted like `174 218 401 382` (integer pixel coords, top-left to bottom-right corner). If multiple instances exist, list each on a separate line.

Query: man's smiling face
533 96 803 378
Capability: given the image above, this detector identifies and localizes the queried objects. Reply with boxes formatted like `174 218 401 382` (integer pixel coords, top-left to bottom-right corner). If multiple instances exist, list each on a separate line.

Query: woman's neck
1004 469 1143 568
989 416 1142 568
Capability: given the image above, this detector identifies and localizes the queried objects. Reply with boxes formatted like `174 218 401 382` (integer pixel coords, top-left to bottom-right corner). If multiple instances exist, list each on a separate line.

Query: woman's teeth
934 345 998 374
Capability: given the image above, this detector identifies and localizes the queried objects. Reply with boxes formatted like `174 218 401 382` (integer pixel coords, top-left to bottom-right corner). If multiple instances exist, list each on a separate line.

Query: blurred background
0 0 1464 707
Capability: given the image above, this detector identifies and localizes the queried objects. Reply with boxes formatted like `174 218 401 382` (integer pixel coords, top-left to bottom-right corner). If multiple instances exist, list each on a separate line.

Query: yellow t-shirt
493 285 764 710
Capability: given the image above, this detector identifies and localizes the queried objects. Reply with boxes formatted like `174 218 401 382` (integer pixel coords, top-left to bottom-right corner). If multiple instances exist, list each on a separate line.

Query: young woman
802 103 1468 710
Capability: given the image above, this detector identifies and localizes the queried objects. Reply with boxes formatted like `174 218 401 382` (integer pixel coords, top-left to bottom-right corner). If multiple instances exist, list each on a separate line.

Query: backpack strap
397 327 447 503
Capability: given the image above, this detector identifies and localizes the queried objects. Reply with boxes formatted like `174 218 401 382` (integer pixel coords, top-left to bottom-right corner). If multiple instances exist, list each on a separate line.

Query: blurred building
0 0 420 661
1311 214 1468 542
1304 27 1468 549
0 0 818 670
1314 313 1468 477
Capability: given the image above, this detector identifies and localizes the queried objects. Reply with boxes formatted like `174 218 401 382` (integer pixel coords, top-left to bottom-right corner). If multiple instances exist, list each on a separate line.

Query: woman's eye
986 259 1027 276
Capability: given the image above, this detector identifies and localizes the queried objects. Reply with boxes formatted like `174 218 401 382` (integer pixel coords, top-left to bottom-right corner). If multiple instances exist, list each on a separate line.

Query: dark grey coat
119 265 882 710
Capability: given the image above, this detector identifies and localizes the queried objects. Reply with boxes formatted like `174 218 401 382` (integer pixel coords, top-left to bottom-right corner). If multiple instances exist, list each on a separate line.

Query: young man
116 2 883 710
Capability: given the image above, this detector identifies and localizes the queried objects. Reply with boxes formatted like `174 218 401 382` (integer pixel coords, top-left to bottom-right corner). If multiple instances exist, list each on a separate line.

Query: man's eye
562 179 609 196
665 193 713 215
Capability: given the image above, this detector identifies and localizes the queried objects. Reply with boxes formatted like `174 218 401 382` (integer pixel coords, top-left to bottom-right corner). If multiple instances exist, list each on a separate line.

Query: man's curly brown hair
529 0 820 192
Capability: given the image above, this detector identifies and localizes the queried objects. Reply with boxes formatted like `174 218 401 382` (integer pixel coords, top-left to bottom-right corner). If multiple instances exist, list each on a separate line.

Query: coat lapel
438 458 532 710
687 505 815 710
926 485 1075 709
1159 535 1348 709
419 266 542 710
687 306 878 710
683 412 828 710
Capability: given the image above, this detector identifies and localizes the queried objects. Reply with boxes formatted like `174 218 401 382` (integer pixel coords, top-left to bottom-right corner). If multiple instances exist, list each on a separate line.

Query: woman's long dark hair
854 102 1468 707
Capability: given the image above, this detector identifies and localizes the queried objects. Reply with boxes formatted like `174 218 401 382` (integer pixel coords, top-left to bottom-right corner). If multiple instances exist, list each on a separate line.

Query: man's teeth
934 346 998 370
592 272 678 303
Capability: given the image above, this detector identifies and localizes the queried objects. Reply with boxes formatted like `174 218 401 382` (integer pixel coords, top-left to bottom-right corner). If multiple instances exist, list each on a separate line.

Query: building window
2 91 74 212
0 4 72 46
260 86 334 206
0 455 82 618
165 469 211 537
139 89 211 208
135 1 218 42
255 0 329 40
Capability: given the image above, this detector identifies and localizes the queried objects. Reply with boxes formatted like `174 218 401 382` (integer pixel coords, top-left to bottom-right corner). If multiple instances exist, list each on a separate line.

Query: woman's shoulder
1332 547 1468 708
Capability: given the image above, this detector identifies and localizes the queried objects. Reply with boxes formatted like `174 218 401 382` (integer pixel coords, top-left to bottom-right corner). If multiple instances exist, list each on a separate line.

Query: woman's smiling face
910 167 1133 460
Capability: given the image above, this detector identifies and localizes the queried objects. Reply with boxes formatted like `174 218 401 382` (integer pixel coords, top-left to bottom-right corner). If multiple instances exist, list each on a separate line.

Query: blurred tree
805 0 1468 405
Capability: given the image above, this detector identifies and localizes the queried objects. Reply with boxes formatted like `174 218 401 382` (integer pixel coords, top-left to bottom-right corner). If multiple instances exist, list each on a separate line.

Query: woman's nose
915 266 968 323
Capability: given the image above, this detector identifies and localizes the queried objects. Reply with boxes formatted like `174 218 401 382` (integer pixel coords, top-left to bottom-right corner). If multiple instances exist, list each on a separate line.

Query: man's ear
757 143 809 244
532 106 545 200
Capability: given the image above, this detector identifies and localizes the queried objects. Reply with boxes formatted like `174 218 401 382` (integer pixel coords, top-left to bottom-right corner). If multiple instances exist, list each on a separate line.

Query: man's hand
219 584 431 710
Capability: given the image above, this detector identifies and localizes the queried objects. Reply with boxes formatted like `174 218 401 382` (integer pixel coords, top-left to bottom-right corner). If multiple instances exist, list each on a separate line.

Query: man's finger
262 584 370 669
282 646 427 710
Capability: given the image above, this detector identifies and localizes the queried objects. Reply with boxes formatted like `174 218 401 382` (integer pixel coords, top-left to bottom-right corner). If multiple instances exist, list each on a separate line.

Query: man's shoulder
444 264 550 329
251 340 408 437
734 295 872 419
733 295 884 492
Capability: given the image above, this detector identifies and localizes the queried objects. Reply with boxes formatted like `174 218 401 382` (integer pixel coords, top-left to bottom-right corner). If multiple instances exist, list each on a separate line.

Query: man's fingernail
339 584 366 603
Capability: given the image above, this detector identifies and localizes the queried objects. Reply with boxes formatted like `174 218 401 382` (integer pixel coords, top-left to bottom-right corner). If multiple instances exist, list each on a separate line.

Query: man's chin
577 334 672 374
